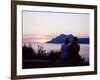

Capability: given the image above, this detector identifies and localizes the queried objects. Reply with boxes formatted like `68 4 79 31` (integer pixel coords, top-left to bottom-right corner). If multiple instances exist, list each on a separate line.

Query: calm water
24 43 89 62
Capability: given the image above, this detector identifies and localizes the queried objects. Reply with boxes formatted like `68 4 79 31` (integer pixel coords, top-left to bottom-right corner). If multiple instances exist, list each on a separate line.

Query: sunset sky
22 11 90 43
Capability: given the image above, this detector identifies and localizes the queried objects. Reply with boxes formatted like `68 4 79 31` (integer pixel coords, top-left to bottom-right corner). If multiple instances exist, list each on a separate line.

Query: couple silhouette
61 37 81 65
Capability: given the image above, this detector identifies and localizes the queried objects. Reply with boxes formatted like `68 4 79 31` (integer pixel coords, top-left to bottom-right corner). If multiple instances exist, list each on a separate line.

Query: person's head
73 37 78 44
64 38 69 44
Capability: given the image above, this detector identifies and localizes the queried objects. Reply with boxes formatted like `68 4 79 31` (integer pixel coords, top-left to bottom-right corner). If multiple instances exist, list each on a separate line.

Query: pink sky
22 11 90 43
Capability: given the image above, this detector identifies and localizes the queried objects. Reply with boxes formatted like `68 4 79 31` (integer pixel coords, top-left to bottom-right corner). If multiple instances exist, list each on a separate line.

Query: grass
22 45 61 60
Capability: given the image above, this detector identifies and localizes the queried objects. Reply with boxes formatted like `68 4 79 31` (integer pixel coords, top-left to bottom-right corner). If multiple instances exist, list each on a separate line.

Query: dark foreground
22 59 89 69
22 45 89 69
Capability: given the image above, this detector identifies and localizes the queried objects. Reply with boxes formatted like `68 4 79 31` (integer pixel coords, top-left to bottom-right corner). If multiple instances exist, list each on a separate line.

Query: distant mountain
78 38 89 44
47 34 89 44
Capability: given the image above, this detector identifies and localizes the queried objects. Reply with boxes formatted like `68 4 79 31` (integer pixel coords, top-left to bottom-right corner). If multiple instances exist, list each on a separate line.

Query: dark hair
73 37 78 43
64 38 69 44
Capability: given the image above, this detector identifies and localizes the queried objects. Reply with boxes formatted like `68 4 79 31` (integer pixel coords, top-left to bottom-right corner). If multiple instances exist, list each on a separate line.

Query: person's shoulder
61 44 65 48
77 43 80 46
61 44 64 46
77 44 80 48
62 44 68 47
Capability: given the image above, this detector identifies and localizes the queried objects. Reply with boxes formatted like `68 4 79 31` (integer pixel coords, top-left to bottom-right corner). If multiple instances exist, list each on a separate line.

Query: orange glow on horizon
23 34 53 43
36 39 50 43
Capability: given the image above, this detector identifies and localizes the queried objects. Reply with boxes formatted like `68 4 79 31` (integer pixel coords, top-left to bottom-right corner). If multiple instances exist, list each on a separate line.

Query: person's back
68 37 81 65
61 38 69 63
69 44 80 59
61 44 69 60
